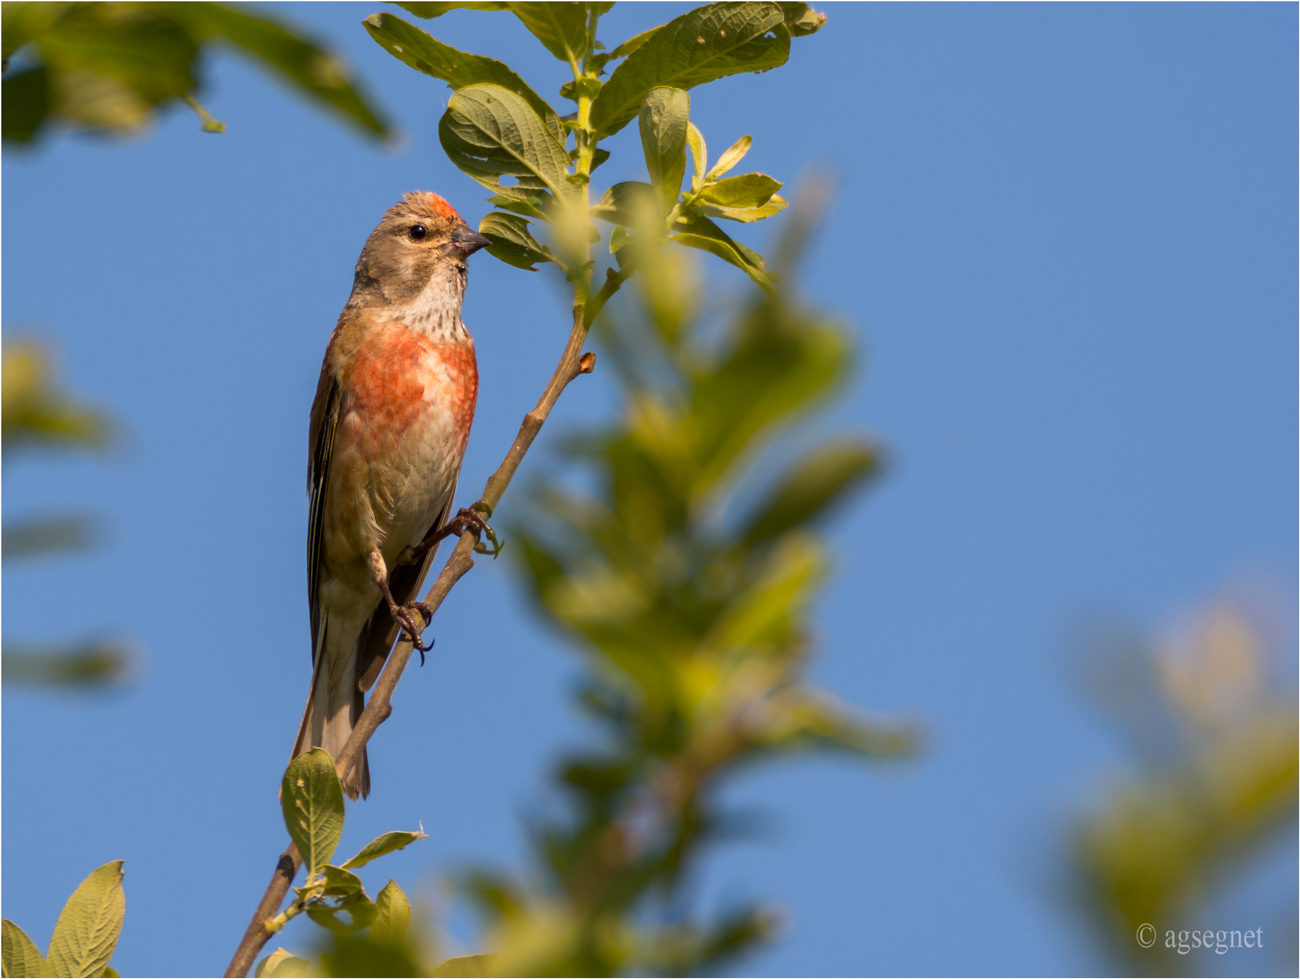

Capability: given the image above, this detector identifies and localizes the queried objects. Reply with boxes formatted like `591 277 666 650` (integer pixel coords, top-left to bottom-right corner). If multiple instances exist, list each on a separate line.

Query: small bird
293 191 491 800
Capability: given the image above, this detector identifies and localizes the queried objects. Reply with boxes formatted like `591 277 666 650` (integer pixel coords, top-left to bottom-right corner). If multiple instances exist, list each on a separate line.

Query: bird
293 191 492 800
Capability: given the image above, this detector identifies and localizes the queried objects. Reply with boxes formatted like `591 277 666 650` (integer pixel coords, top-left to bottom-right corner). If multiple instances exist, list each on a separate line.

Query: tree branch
224 306 597 978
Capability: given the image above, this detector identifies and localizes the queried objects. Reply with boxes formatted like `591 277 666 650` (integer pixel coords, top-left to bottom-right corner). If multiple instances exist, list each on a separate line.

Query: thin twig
225 302 602 978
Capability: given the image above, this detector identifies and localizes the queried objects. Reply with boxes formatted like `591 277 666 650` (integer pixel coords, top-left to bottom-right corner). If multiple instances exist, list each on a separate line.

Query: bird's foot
416 502 503 558
390 601 434 657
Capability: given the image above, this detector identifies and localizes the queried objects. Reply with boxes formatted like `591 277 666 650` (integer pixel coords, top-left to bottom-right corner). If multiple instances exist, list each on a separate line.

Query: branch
224 304 600 978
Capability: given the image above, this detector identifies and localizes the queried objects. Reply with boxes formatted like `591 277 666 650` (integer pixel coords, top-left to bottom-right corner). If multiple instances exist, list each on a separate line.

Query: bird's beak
450 227 491 255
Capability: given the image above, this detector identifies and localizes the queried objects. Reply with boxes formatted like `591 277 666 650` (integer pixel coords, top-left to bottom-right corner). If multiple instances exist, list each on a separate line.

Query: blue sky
3 3 1296 976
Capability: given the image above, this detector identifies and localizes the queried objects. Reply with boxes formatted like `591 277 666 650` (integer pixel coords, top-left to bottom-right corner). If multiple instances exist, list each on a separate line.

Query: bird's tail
293 616 370 800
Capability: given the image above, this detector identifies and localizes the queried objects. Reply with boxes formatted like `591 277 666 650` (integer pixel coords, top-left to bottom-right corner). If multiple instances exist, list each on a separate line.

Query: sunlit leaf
591 2 790 137
668 213 774 292
705 134 751 180
370 880 412 944
281 748 345 876
394 1 511 16
776 1 828 37
639 87 689 213
507 3 588 65
439 83 571 203
46 861 125 979
340 830 428 871
255 947 311 978
1 920 50 978
364 13 560 140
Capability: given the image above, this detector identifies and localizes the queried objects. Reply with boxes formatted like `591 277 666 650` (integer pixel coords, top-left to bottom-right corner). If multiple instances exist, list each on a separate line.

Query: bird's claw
392 603 433 659
455 503 505 559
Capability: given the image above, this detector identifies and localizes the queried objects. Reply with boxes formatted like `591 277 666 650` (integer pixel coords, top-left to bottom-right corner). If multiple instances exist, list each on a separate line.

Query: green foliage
1069 598 1299 975
366 0 823 305
1 2 388 144
265 751 427 944
2 861 126 978
2 342 130 690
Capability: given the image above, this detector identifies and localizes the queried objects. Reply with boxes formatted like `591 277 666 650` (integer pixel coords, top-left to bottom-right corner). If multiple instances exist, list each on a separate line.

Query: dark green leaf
439 83 571 202
479 211 557 270
1 67 51 143
281 748 345 876
174 3 389 137
47 861 125 979
638 87 689 212
739 440 881 546
507 3 588 65
777 1 828 36
591 2 790 137
321 935 423 978
605 25 659 61
370 880 412 944
364 13 561 141
1 920 50 978
393 1 511 16
340 830 428 871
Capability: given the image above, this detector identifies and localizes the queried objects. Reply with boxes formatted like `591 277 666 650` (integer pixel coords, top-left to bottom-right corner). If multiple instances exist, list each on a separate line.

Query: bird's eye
409 224 428 241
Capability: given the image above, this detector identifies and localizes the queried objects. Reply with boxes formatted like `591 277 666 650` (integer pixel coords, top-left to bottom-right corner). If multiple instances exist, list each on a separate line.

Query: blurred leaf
340 831 428 871
479 211 557 270
638 87 689 213
439 83 571 204
739 440 880 546
174 3 388 137
254 948 311 979
429 954 494 977
369 880 411 944
4 515 96 562
591 2 790 137
363 13 560 140
507 3 589 65
281 748 345 876
2 342 110 453
2 642 131 688
1 67 52 142
590 180 657 226
1 920 50 979
46 861 124 979
321 934 424 977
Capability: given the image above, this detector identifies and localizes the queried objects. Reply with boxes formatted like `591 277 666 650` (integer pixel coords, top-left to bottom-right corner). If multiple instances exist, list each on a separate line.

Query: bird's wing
354 480 459 693
307 369 341 662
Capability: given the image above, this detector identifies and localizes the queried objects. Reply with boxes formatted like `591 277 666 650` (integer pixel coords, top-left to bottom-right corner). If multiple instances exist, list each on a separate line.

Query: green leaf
590 181 657 226
439 83 572 203
319 865 364 896
591 2 790 137
46 861 124 979
173 4 389 137
255 948 311 979
777 1 828 36
1 643 130 688
705 134 751 180
479 212 558 270
669 213 774 292
2 920 50 978
739 440 881 546
506 3 588 65
697 172 781 208
430 954 494 977
605 25 659 62
2 341 110 452
340 830 429 871
609 225 633 253
307 866 377 934
364 13 561 142
686 121 708 185
394 1 511 16
1 67 51 143
638 87 690 213
281 748 345 876
99 970 120 978
370 881 412 943
696 196 786 223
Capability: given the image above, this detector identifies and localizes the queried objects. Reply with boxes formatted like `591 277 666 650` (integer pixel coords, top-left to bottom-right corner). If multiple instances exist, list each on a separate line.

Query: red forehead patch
421 192 461 222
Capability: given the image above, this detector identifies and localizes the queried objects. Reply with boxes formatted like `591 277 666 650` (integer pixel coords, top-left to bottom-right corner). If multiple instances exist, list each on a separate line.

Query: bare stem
223 306 594 978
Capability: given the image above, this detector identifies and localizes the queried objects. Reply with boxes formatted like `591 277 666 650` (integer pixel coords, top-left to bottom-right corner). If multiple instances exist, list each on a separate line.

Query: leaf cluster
365 1 824 295
2 2 388 143
2 861 126 978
